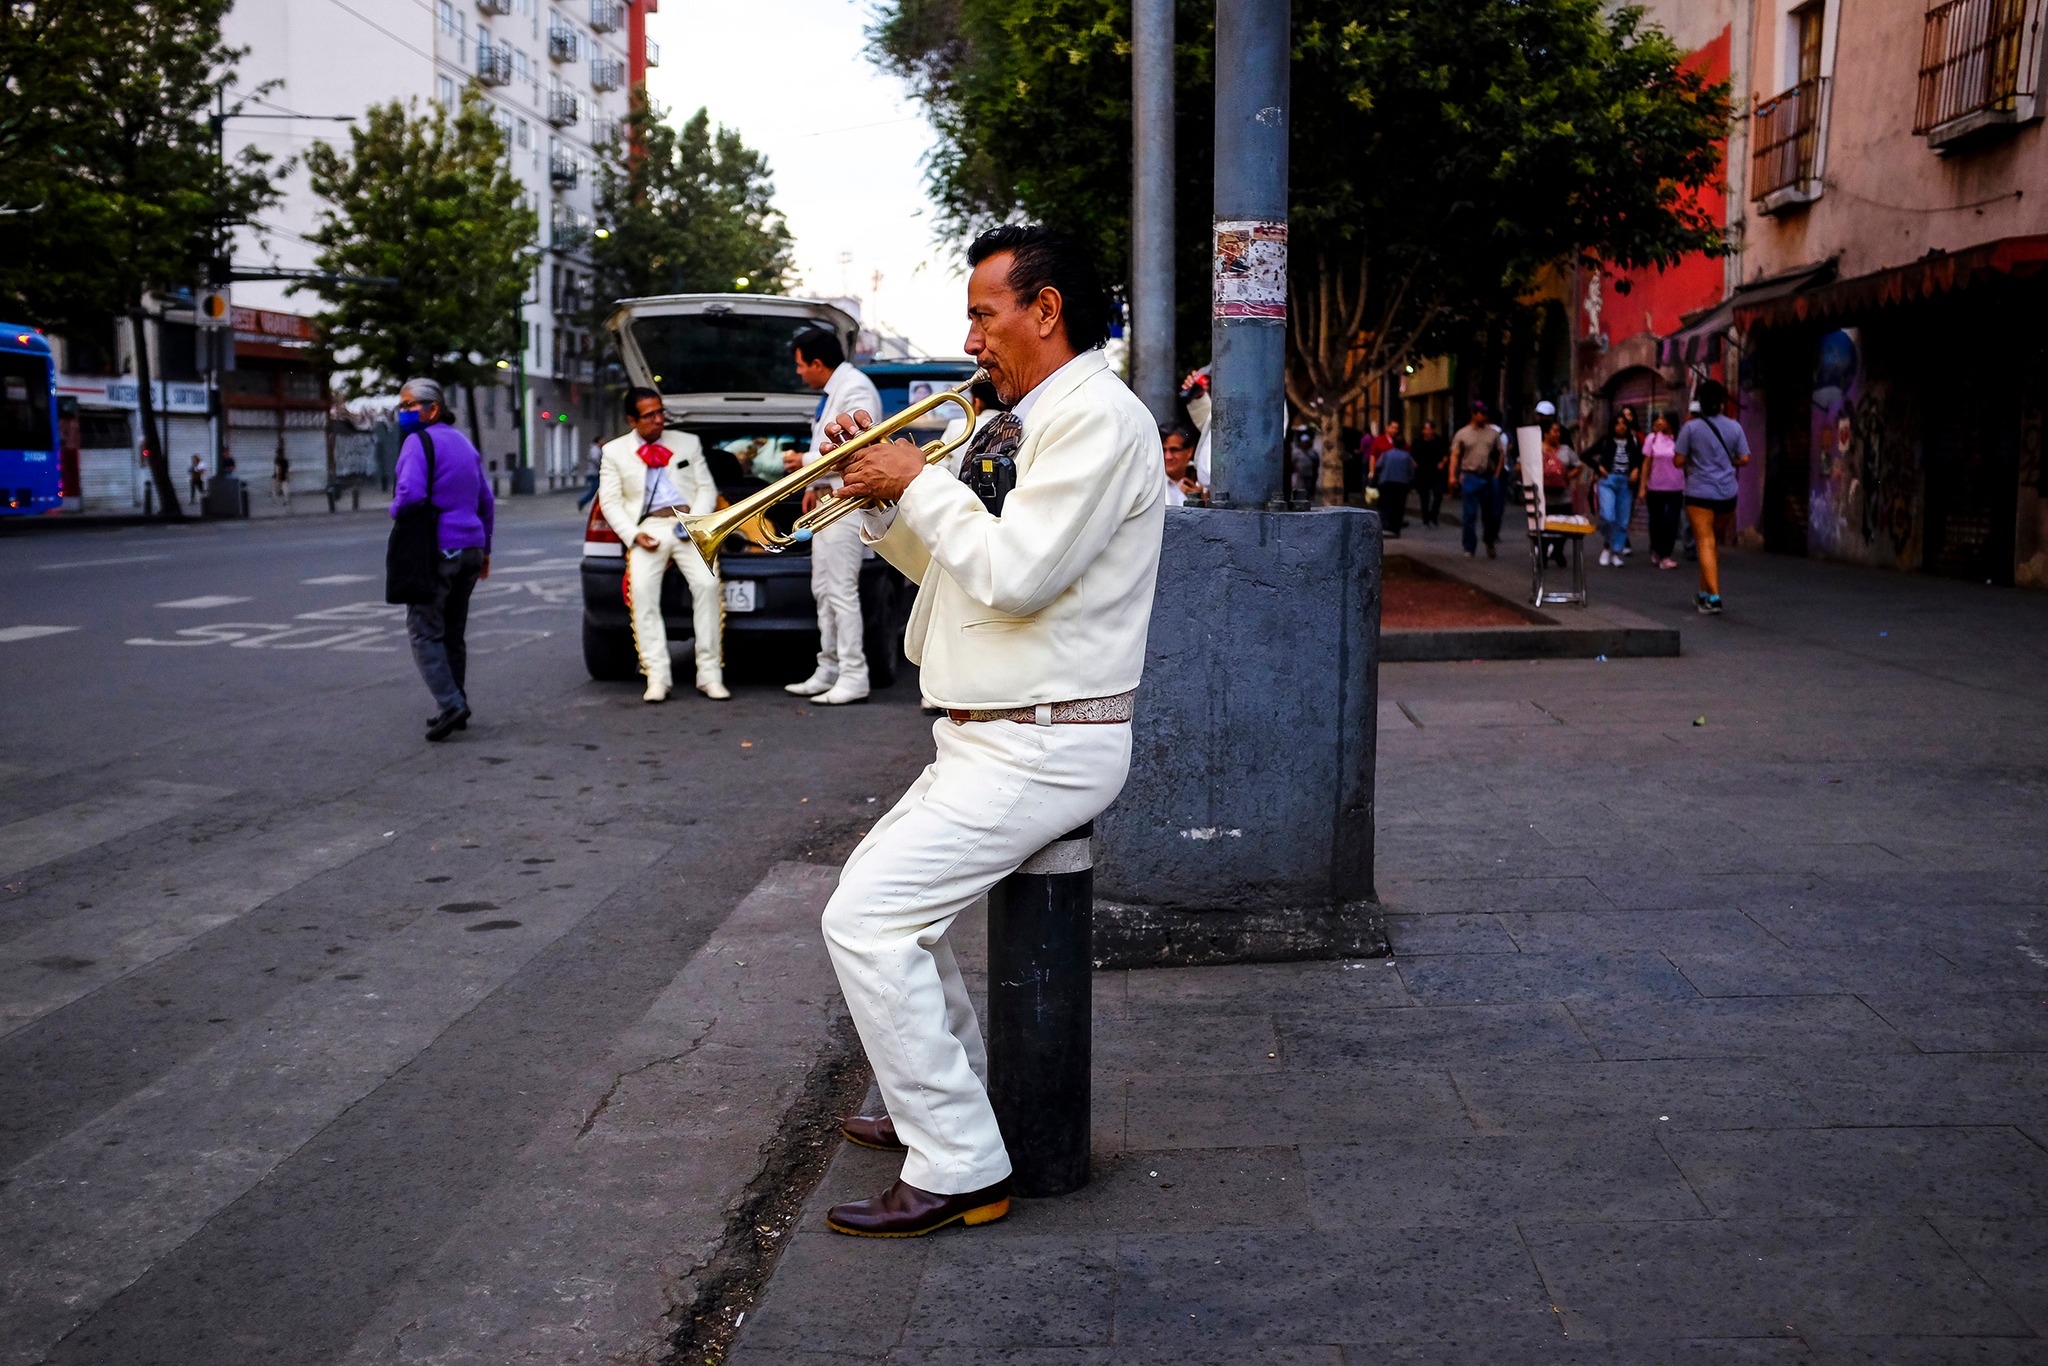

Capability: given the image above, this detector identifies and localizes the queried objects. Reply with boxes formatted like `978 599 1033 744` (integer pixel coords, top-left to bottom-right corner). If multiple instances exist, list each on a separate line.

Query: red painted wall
1584 28 1731 346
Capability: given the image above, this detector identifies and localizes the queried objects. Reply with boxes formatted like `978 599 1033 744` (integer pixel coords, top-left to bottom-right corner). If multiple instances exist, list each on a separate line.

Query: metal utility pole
1208 0 1289 508
1129 0 1176 423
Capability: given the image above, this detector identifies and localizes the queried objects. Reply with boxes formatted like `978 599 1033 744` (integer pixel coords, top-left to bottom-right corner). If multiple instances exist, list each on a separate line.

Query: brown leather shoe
841 1113 906 1151
826 1178 1011 1238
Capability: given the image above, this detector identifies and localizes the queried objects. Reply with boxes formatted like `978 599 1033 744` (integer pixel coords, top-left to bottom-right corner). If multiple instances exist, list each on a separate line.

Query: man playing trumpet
814 225 1165 1237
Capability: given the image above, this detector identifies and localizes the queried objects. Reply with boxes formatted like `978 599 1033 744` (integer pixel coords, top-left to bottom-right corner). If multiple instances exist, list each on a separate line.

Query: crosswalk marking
0 808 398 1039
302 573 375 585
156 595 252 609
36 554 168 571
0 831 668 1364
0 626 78 644
0 780 233 879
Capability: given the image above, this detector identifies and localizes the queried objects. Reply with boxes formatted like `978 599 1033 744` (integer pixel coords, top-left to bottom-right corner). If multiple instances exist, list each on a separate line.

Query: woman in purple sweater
389 377 494 740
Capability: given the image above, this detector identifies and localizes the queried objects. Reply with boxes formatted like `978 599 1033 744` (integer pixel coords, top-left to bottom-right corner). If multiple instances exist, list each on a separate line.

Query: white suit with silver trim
803 362 884 693
597 429 722 691
823 349 1164 1194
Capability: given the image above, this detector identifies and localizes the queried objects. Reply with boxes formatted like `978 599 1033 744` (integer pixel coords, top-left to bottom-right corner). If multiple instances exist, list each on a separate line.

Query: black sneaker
425 712 469 730
426 705 471 741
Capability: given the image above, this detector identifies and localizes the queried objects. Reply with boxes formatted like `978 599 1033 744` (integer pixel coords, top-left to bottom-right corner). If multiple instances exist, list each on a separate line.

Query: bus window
0 354 54 453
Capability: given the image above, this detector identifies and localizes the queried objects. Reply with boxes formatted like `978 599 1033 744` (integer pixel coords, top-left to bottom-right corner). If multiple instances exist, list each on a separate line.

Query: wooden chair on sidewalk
1515 433 1594 608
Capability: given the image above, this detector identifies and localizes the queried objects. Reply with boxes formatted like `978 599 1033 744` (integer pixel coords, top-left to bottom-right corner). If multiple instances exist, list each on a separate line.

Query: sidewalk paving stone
729 530 2048 1362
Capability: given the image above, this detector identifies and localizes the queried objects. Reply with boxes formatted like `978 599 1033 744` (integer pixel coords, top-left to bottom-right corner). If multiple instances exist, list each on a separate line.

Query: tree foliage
0 0 274 330
302 94 538 397
590 94 796 309
870 0 1731 498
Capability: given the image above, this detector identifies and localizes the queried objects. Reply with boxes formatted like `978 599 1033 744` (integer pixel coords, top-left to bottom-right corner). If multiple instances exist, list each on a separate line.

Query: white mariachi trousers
808 516 868 690
822 717 1132 1194
627 520 722 690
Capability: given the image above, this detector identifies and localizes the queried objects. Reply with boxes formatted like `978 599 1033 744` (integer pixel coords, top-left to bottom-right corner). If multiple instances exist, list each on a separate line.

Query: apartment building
1721 0 2048 586
216 0 657 491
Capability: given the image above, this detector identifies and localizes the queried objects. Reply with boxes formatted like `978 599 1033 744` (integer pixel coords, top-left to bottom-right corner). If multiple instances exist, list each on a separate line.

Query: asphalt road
0 495 937 1364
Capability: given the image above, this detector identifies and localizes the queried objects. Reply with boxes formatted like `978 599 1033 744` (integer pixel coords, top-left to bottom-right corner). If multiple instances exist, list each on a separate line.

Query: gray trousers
406 547 483 712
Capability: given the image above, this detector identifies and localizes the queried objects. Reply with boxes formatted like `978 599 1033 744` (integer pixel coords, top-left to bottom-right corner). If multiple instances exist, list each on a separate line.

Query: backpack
385 430 443 605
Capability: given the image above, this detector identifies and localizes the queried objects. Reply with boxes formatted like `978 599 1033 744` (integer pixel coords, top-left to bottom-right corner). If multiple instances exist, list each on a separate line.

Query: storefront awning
1733 235 2048 330
1657 261 1836 365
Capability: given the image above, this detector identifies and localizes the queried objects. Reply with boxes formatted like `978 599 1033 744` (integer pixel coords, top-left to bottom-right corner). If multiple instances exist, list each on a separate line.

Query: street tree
588 95 794 372
871 0 1730 501
303 93 538 448
0 0 276 518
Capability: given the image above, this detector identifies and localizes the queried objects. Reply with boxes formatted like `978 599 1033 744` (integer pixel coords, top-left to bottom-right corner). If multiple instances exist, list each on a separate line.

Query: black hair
622 386 661 419
1694 379 1728 416
1160 423 1197 446
792 326 844 369
970 378 1009 412
966 224 1111 351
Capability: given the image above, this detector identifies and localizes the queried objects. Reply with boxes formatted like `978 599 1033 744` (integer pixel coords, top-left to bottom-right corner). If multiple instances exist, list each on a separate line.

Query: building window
1752 1 1830 211
438 73 457 106
436 0 459 35
1915 0 2044 143
517 116 532 148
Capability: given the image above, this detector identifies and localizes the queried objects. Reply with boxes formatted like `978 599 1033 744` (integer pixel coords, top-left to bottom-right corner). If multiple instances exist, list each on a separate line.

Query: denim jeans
406 547 483 712
1460 473 1492 553
1596 473 1634 555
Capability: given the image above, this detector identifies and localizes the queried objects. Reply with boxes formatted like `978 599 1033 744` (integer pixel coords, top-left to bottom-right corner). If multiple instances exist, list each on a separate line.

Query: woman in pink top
1642 410 1684 569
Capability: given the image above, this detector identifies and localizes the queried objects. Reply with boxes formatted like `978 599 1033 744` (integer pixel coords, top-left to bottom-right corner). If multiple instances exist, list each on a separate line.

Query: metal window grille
477 0 513 14
476 37 513 85
589 0 623 32
644 36 660 67
547 87 580 126
590 116 622 147
549 148 581 189
1914 0 2041 133
1751 77 1828 200
590 55 625 90
548 16 581 63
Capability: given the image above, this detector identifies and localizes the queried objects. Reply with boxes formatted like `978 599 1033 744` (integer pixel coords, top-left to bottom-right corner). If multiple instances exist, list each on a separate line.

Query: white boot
697 674 731 701
643 681 670 703
814 679 870 706
785 669 837 697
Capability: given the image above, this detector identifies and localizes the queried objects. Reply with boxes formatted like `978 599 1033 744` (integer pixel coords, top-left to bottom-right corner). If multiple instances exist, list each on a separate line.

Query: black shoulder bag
385 429 443 605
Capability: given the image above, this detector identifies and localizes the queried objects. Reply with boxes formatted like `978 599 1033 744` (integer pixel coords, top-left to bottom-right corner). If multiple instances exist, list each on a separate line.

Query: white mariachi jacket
865 349 1166 711
596 430 717 544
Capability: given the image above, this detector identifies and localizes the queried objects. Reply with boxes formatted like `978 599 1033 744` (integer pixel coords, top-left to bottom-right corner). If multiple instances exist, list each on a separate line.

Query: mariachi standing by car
580 294 953 690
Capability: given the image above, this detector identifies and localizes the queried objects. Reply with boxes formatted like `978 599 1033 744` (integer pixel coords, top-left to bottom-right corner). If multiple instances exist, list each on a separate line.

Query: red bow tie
636 443 671 469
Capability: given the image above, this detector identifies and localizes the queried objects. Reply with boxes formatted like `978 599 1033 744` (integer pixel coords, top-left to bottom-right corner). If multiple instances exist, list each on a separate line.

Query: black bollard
986 820 1095 1198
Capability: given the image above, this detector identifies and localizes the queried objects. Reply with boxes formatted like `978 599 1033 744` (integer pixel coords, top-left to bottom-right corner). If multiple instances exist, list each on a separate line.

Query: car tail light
582 502 623 557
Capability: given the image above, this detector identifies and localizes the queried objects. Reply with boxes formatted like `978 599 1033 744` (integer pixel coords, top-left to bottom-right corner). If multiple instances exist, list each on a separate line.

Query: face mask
398 409 425 434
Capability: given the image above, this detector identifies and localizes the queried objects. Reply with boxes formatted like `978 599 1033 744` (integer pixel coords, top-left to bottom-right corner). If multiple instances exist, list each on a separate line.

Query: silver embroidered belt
946 690 1136 726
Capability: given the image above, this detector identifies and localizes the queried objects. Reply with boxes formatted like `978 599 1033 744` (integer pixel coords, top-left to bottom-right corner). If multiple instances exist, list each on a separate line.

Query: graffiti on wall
1807 328 1921 569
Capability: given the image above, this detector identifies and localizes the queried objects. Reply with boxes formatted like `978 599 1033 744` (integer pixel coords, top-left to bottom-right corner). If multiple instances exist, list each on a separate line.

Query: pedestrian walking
1452 402 1504 557
1411 419 1449 526
187 454 205 502
1372 431 1414 537
1585 413 1643 567
1673 380 1749 614
1288 425 1319 502
389 378 493 741
1642 410 1684 568
273 450 291 510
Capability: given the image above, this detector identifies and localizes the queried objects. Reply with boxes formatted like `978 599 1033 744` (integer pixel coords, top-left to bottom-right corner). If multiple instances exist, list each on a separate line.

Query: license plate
722 579 757 612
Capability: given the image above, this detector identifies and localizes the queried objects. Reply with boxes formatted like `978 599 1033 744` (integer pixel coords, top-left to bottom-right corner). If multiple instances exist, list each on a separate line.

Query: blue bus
0 325 62 515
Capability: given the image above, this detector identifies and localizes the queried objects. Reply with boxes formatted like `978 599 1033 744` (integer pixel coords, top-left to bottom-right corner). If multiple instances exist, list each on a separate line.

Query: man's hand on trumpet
821 408 928 504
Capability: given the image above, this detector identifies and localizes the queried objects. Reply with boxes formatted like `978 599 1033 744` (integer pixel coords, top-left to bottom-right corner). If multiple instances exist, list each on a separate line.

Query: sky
643 0 970 358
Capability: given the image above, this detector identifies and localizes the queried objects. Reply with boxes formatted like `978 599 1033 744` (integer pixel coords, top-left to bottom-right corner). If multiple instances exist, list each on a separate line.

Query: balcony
475 0 511 13
645 37 660 67
549 150 581 189
591 116 623 148
547 87 580 127
1915 0 2043 147
547 23 581 63
589 0 624 32
1751 76 1829 213
475 37 513 86
590 55 625 90
551 214 591 251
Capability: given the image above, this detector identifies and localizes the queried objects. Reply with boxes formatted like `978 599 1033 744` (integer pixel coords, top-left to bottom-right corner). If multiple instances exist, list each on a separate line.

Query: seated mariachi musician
817 224 1166 1237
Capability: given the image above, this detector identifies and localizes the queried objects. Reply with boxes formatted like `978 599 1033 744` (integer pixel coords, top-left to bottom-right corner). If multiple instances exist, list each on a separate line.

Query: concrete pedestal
1095 505 1385 966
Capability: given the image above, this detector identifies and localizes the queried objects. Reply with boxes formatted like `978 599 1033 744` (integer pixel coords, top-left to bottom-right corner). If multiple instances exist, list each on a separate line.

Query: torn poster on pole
1212 220 1288 320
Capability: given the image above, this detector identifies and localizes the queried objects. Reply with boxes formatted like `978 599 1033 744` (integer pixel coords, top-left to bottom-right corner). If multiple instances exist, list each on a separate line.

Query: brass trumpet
681 369 988 567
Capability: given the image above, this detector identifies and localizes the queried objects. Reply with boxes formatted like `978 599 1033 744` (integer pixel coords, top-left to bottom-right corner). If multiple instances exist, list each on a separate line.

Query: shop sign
102 379 211 413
